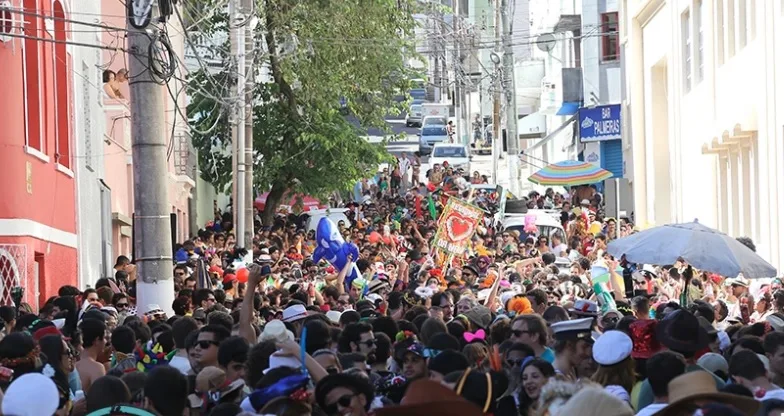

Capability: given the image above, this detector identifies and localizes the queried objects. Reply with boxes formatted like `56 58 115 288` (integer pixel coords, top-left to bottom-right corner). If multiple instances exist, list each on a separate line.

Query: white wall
71 0 108 287
582 0 621 104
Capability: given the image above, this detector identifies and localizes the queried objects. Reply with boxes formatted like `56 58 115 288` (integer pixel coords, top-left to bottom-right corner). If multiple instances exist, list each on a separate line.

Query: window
53 0 70 169
600 13 620 61
0 1 13 41
22 0 43 152
695 0 704 82
716 0 724 65
738 0 746 50
682 10 692 92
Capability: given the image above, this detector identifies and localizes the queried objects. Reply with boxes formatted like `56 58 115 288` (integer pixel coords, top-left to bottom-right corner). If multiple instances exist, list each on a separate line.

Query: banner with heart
433 197 483 256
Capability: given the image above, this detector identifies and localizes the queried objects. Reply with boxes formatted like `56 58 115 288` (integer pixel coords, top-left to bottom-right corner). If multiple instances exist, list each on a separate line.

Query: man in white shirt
550 233 568 257
398 152 412 194
636 351 685 416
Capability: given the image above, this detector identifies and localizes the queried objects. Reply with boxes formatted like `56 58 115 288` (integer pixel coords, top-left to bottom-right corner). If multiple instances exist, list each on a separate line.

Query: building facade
72 0 110 288
0 0 77 307
622 0 784 269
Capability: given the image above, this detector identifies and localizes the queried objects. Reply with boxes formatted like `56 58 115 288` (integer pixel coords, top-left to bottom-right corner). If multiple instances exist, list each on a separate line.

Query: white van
502 209 565 241
302 209 350 234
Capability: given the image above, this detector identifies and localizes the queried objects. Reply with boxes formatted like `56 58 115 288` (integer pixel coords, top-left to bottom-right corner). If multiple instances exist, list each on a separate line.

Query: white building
622 0 784 269
71 0 110 286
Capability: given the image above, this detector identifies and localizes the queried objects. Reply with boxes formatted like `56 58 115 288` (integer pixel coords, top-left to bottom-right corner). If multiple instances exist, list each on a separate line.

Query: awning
523 115 577 153
556 101 580 116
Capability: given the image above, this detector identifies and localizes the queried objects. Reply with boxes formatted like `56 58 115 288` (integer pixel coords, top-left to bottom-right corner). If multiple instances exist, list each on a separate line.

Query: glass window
600 13 620 62
433 146 467 157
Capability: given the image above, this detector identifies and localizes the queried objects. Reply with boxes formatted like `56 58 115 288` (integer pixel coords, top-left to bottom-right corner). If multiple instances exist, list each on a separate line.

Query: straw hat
653 371 760 415
555 387 633 416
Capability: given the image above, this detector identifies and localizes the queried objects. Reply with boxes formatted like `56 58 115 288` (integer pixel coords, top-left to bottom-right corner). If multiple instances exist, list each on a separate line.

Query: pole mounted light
128 0 153 29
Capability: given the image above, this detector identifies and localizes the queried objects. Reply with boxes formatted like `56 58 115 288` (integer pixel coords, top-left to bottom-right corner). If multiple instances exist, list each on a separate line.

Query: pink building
100 1 193 262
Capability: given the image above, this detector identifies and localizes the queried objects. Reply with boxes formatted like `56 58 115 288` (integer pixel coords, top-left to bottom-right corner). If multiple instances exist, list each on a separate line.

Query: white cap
326 310 342 325
263 352 302 374
258 319 295 344
551 317 595 342
282 304 308 323
2 373 59 416
570 299 598 316
592 330 632 366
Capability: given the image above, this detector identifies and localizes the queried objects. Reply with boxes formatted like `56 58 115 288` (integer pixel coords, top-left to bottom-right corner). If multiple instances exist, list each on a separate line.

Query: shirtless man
75 319 107 392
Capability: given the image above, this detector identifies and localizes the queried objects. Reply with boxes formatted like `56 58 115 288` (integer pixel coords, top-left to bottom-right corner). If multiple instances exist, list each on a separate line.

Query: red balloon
236 267 249 283
368 231 382 244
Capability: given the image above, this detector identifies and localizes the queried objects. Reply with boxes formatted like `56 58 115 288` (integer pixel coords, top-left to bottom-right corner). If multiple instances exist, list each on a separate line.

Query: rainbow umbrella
528 160 613 186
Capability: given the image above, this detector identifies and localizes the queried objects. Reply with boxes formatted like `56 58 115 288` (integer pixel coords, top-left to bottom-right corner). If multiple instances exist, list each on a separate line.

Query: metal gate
0 244 27 306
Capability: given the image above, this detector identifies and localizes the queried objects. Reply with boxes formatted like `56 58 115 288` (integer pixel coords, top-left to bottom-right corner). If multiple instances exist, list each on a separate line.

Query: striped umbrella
528 160 613 186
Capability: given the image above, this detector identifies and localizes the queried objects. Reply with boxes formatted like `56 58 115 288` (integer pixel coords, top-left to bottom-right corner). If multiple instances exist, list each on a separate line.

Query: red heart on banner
446 214 475 242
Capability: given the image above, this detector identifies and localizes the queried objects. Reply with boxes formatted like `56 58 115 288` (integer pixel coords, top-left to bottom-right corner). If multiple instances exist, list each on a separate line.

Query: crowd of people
0 169 784 416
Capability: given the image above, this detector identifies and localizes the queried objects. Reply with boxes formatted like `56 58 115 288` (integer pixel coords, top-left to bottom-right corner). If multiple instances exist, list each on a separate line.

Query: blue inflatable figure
312 217 360 291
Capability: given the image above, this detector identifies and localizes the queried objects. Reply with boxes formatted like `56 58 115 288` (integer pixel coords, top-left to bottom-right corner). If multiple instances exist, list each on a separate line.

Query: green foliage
187 0 423 220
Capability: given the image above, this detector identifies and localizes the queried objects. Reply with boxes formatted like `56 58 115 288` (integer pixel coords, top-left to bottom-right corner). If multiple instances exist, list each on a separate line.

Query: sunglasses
196 340 220 349
115 303 129 309
325 394 355 414
511 329 535 338
506 358 526 368
358 339 376 348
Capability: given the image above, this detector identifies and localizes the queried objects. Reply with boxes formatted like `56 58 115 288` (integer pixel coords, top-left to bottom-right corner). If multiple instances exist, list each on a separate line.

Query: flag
427 195 437 220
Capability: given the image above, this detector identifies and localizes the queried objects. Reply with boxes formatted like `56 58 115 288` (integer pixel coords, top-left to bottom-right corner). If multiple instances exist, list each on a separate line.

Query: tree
188 0 423 225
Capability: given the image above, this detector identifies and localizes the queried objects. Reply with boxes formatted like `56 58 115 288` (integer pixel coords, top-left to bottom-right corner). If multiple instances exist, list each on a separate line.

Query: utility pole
232 0 247 248
502 0 519 196
452 1 462 145
126 3 174 315
242 0 255 248
492 0 501 184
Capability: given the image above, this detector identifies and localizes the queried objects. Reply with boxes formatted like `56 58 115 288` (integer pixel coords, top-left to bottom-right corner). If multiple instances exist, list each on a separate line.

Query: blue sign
579 104 621 142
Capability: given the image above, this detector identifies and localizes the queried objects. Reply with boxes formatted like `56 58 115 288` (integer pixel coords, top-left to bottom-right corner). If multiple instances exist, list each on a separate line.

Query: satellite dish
536 33 557 53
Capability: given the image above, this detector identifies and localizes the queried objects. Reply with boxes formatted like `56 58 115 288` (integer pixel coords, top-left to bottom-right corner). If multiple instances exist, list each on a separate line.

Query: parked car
418 124 449 155
405 99 425 126
502 209 565 240
429 143 471 172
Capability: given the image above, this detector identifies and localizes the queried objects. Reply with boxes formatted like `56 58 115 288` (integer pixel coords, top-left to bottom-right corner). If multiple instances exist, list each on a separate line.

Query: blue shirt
540 347 555 363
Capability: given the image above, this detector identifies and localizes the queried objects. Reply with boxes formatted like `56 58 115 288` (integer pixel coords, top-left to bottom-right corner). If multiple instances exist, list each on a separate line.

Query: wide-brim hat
374 379 484 416
655 309 710 353
653 371 760 415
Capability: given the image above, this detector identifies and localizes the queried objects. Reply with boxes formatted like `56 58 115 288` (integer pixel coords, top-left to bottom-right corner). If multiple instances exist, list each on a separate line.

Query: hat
592 330 632 366
282 304 308 323
569 299 598 316
767 314 784 332
550 317 595 342
375 379 484 416
208 265 224 278
258 320 295 344
33 325 68 343
728 276 750 287
427 350 469 376
554 387 633 416
394 337 425 363
462 264 480 277
654 371 760 415
629 319 662 359
188 366 245 408
462 305 492 330
580 199 591 205
697 316 718 335
697 353 728 377
192 308 207 322
368 279 390 294
2 373 60 416
655 309 710 353
264 352 303 374
315 374 375 416
325 310 341 325
222 273 237 285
